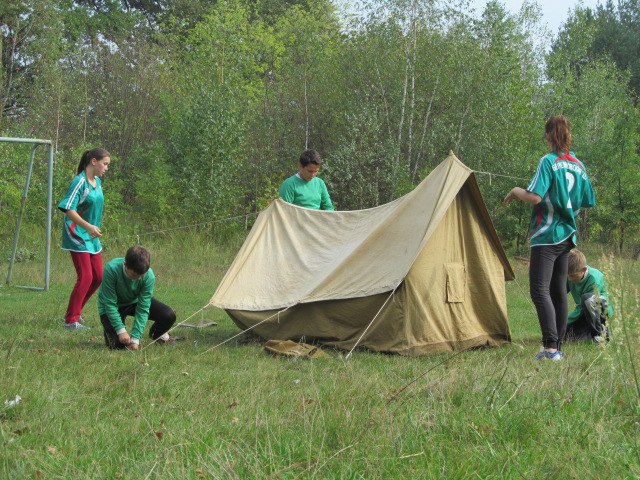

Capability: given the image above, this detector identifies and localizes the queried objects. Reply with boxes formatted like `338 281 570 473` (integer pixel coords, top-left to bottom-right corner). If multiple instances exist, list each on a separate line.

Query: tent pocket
445 263 466 303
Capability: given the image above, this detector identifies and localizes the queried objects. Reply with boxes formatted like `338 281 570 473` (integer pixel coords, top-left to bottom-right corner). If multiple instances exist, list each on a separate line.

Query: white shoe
64 322 90 331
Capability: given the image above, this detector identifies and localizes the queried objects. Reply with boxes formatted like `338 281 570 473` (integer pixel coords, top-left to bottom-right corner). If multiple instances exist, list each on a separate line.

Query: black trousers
100 297 176 349
530 240 572 350
565 293 609 341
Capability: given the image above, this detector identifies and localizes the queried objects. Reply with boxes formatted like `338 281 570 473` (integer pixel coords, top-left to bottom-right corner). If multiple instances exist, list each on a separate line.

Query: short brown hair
299 149 322 167
568 249 587 274
125 245 151 275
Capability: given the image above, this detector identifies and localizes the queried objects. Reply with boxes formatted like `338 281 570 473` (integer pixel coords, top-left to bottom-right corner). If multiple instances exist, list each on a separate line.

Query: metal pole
0 137 51 145
7 145 38 286
3 137 54 290
45 144 54 291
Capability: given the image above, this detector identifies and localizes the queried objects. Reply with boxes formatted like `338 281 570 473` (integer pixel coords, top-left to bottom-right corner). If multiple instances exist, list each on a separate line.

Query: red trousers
65 251 103 324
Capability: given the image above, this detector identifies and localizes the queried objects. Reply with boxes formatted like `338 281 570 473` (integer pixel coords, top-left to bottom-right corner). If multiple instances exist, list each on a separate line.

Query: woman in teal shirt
58 148 111 330
504 116 595 361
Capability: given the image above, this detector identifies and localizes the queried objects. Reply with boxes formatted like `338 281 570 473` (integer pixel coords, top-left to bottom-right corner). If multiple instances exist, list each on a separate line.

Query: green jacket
98 258 155 339
567 266 613 324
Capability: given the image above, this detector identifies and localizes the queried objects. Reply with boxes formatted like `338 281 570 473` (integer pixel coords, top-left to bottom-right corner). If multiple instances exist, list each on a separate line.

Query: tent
209 152 514 355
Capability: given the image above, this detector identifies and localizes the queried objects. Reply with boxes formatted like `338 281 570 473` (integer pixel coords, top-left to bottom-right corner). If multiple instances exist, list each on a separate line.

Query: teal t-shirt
527 151 595 247
98 258 155 340
567 265 613 324
57 172 104 253
279 174 334 210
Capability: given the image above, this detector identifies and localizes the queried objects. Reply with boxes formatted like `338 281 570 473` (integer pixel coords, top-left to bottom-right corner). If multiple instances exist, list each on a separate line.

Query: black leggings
529 241 572 349
100 297 176 349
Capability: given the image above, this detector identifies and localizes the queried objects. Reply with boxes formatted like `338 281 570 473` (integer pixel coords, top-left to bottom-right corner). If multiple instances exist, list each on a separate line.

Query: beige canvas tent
210 153 514 355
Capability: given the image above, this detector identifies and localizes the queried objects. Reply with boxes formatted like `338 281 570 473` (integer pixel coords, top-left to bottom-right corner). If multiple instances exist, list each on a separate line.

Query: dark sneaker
64 322 90 331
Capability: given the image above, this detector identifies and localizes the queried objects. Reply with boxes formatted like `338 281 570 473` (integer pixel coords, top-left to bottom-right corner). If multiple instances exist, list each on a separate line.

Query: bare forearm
504 187 541 205
64 210 102 238
65 210 90 229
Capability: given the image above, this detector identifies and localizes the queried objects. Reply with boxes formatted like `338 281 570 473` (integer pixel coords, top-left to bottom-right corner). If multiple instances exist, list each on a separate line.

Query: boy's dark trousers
565 293 609 341
100 298 176 349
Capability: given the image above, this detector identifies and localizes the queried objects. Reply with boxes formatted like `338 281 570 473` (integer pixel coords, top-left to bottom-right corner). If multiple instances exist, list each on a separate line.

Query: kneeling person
565 249 613 344
98 246 176 350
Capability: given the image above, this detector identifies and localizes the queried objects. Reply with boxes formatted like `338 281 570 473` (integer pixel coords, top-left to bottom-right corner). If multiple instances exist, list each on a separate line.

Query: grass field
1 235 638 479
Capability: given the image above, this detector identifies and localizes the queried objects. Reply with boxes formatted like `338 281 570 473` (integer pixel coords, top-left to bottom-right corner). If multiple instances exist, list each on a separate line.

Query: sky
341 1 606 35
469 0 604 32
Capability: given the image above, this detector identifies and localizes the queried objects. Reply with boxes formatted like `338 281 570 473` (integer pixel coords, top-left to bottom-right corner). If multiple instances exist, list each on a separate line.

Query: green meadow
1 236 638 479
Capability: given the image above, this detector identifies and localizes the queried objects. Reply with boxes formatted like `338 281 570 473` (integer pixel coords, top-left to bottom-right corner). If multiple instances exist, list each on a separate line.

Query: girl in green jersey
504 116 595 361
58 148 111 330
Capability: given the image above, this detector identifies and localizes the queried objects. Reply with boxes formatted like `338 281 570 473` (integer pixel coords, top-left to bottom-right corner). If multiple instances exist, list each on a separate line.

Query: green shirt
57 172 104 254
279 174 334 210
527 152 595 247
98 258 155 340
567 266 613 324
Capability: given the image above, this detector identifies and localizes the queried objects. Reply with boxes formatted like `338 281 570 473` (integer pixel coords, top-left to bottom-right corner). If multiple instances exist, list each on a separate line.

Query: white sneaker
64 322 90 331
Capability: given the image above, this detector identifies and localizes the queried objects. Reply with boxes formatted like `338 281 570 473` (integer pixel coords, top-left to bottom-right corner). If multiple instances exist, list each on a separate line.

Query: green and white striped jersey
527 151 595 247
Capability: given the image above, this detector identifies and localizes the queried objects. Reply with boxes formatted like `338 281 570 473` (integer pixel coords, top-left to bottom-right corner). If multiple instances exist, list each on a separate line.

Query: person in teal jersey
565 249 612 344
57 148 111 331
279 149 334 210
504 116 596 361
98 246 177 350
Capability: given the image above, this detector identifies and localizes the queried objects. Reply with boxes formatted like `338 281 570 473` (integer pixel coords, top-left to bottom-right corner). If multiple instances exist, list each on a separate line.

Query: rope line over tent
106 167 525 248
105 166 526 247
473 170 530 182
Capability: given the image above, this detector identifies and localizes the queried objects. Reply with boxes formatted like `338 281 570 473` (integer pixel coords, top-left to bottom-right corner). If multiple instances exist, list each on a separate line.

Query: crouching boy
565 249 613 344
98 245 176 350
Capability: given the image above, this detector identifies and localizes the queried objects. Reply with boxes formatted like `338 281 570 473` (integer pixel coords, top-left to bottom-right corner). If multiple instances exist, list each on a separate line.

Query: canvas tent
210 152 514 355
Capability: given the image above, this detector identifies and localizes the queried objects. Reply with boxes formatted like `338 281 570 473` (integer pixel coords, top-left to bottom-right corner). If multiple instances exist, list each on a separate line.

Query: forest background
1 0 639 257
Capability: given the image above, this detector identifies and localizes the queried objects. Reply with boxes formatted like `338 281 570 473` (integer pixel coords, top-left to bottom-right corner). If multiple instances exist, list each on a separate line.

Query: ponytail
77 148 110 175
545 115 572 154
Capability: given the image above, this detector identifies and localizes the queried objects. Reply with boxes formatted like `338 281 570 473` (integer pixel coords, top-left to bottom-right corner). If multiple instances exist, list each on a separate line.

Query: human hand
126 342 140 351
118 332 131 345
503 187 522 204
86 224 102 238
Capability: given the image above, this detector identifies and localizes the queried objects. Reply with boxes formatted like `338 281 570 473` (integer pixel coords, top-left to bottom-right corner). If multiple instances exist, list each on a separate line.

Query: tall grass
0 237 638 478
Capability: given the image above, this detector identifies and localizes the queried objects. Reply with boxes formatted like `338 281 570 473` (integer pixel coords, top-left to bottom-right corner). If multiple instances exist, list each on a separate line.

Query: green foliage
327 111 401 209
550 1 640 98
1 0 639 253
